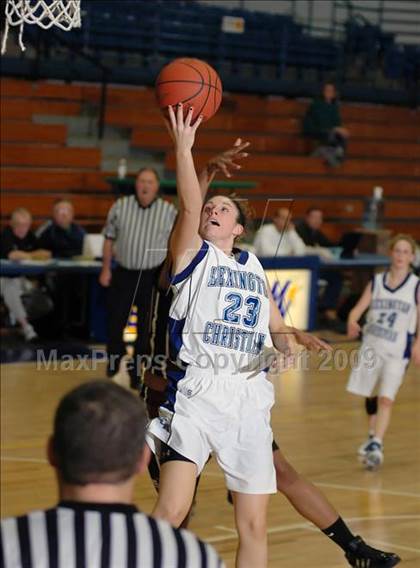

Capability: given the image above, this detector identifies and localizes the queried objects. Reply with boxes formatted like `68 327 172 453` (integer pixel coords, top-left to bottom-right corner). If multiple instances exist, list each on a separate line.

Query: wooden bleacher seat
1 79 83 101
131 127 420 160
165 152 419 178
250 177 420 199
1 99 82 120
2 145 101 169
1 122 67 145
2 169 109 192
1 78 419 241
1 79 107 230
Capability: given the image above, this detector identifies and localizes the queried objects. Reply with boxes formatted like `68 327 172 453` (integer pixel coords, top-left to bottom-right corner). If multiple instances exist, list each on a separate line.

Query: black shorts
140 281 173 409
159 442 194 465
148 287 173 374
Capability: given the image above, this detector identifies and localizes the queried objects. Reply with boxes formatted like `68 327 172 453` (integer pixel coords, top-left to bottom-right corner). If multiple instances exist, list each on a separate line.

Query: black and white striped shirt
103 196 177 270
0 502 224 568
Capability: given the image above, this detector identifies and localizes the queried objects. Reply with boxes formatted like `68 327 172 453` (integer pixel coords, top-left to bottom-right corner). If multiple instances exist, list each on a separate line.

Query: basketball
155 58 222 122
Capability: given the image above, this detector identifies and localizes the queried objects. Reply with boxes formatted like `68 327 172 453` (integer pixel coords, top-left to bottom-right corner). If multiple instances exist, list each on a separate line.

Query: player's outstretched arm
166 104 204 274
197 138 250 198
268 289 297 355
269 288 331 353
347 282 372 339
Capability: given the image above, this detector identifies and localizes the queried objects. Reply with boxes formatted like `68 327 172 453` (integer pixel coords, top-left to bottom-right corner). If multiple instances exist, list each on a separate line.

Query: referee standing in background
99 167 177 385
0 381 224 568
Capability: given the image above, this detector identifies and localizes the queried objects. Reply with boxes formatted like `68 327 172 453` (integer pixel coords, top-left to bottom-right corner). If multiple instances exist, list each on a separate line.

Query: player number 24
222 292 261 328
377 311 397 328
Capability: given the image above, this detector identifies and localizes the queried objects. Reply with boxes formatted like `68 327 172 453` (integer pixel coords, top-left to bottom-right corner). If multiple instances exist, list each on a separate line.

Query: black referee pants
106 265 158 386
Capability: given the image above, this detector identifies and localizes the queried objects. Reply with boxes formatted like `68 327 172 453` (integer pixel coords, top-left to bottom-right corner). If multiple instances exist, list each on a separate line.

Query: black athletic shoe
345 536 401 567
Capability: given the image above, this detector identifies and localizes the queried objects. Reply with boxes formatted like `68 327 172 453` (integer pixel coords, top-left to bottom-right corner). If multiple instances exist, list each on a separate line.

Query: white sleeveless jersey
363 271 419 359
168 240 273 376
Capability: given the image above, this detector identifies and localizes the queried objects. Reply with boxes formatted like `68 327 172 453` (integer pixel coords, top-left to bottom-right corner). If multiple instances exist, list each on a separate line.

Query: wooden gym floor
1 342 419 567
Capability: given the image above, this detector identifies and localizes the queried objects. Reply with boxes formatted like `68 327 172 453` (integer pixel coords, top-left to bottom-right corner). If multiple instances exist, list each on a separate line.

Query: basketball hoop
1 0 81 54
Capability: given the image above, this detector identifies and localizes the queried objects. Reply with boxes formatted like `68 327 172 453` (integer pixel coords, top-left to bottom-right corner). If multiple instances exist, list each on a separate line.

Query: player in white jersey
145 115 400 568
146 272 401 568
146 103 309 568
347 234 420 470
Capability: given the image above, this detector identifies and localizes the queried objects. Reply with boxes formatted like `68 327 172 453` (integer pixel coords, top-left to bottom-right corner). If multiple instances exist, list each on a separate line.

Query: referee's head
48 381 149 486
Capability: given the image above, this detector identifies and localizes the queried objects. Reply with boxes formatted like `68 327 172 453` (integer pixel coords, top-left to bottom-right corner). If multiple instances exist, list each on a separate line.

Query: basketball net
1 0 81 54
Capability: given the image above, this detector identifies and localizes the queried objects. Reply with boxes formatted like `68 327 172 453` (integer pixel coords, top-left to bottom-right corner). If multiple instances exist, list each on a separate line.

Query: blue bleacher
2 0 416 105
58 0 334 77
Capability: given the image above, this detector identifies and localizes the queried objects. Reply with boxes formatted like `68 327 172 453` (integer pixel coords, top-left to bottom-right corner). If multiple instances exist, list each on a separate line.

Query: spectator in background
0 380 223 568
100 168 177 386
296 207 335 250
37 199 85 258
303 82 350 167
0 208 51 341
253 207 306 257
36 200 87 338
296 207 344 329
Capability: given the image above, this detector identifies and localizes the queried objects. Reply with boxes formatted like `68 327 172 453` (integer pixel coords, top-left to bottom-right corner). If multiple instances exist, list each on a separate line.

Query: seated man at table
37 199 88 338
296 207 344 329
296 207 336 252
0 208 51 341
253 207 306 257
37 199 85 258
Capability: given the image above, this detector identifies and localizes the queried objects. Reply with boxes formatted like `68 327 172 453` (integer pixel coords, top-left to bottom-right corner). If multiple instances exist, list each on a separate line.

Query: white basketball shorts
346 344 408 401
147 367 277 494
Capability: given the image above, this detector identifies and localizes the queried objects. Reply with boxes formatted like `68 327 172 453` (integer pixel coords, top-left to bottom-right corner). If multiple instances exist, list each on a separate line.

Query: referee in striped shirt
0 381 224 568
99 168 177 385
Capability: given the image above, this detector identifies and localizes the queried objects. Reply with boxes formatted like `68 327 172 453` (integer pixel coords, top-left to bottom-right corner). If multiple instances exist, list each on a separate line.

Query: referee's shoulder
159 197 177 211
116 194 135 206
0 509 225 568
1 509 50 567
105 194 129 214
141 513 225 568
1 507 51 528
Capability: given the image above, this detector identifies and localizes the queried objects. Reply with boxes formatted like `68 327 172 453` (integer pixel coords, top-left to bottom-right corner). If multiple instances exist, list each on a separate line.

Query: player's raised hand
206 138 251 178
347 320 361 339
165 103 203 151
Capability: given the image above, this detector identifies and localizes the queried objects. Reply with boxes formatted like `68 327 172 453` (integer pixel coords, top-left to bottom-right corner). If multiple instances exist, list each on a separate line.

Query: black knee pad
365 396 378 415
